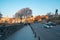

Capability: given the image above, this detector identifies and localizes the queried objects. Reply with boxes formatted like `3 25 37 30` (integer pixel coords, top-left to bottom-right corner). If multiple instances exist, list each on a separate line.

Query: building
55 9 58 16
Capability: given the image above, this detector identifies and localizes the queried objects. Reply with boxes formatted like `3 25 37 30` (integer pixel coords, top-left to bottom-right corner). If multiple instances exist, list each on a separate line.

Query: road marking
56 33 60 35
0 35 2 37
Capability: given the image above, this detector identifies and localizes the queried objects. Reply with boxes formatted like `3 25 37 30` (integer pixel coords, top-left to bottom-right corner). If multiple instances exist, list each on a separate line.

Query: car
48 22 56 26
49 23 56 26
43 24 53 28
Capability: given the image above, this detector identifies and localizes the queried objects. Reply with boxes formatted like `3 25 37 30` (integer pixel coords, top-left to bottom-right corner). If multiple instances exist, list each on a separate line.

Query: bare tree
15 8 32 18
0 12 2 18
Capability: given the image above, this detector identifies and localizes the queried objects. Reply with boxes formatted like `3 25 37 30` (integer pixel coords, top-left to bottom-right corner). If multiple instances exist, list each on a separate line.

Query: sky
0 0 60 17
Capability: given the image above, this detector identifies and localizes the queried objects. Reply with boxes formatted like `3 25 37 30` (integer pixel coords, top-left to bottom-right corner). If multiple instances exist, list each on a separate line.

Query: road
29 22 60 40
0 22 60 40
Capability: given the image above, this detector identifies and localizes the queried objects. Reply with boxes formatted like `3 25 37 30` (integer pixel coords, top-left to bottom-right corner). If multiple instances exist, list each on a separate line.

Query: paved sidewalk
5 25 36 40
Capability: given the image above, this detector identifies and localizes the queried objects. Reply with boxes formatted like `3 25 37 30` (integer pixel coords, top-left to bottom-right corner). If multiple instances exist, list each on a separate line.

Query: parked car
48 22 56 26
43 23 53 28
